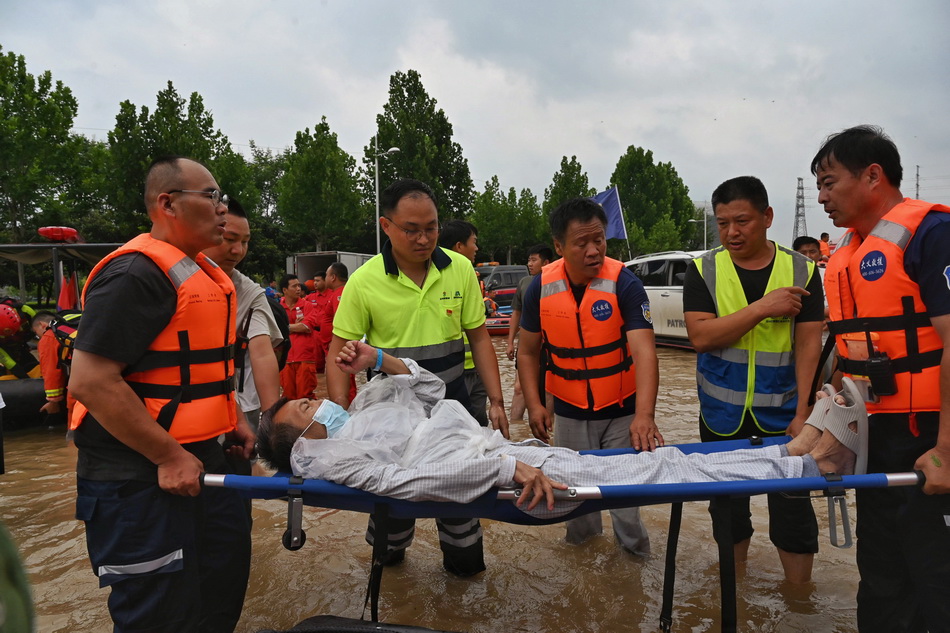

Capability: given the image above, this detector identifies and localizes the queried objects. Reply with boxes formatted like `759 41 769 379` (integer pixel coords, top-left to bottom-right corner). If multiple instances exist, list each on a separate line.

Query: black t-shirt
683 255 824 322
73 253 221 481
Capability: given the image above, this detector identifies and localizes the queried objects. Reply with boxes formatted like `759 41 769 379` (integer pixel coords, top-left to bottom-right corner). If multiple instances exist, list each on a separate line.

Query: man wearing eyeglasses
325 178 508 577
68 156 253 632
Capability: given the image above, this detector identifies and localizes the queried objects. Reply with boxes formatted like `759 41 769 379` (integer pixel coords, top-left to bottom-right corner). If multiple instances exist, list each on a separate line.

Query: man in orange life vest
517 196 662 555
813 125 950 632
68 156 254 632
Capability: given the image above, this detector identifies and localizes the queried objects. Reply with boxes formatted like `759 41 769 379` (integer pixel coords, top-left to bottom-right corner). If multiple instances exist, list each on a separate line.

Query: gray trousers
554 414 651 555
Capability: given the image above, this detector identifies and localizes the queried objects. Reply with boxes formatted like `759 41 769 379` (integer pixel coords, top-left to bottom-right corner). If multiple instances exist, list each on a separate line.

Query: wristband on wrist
373 347 384 372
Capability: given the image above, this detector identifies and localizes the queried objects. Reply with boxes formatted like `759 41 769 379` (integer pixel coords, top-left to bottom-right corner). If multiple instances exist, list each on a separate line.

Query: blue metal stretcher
203 436 922 633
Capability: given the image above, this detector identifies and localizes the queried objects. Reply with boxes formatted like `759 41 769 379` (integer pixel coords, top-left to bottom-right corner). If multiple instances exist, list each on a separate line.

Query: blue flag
592 186 627 240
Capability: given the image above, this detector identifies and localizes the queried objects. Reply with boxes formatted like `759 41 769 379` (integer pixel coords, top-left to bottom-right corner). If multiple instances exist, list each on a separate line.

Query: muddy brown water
0 343 860 632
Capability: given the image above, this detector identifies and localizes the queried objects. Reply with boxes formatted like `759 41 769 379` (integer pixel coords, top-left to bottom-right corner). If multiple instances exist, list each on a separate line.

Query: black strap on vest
363 503 389 623
810 295 943 404
546 356 633 381
659 502 684 633
545 336 626 359
127 330 235 431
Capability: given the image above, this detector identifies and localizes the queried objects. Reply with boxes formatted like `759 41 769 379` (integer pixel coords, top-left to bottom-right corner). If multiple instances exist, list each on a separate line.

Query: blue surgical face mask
313 399 350 438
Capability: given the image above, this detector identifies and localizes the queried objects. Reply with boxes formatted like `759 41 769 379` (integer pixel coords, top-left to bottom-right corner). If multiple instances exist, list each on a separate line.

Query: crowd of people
0 123 942 633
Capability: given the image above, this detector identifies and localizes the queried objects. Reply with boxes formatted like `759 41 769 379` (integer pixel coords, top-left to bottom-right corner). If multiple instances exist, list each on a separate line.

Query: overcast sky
3 1 949 246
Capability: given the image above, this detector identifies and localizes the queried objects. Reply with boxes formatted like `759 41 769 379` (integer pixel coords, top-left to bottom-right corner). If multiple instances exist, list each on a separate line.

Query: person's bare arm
325 334 355 408
247 334 280 411
335 339 410 375
69 349 203 496
467 324 509 438
787 320 823 437
685 286 809 352
517 329 551 442
626 327 663 451
915 313 950 494
506 309 523 360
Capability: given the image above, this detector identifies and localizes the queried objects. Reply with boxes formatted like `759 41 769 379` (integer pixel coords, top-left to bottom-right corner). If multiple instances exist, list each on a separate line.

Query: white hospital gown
290 360 808 518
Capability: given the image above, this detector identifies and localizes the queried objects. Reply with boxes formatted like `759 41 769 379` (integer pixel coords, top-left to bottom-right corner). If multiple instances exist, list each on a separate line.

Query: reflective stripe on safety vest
539 257 636 411
825 198 950 414
70 234 237 443
695 244 814 435
381 338 466 386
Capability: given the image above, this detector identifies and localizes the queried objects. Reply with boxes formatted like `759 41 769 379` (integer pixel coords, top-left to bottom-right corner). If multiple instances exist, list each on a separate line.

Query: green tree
542 156 596 219
470 177 543 264
277 117 363 251
609 145 694 255
0 46 78 243
106 81 232 239
361 70 474 219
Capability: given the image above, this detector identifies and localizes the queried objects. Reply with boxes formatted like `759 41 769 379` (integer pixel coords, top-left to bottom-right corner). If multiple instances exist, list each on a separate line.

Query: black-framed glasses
386 218 441 241
167 189 228 207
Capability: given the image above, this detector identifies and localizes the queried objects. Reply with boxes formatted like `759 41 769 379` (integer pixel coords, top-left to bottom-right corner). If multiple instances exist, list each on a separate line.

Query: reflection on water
0 342 860 632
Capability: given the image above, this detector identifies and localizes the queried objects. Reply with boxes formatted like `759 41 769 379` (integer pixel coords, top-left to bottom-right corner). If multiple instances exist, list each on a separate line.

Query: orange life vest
539 257 636 411
70 234 237 443
825 199 949 414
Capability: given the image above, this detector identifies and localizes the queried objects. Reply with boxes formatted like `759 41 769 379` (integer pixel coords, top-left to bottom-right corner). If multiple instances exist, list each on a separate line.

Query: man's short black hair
256 397 296 472
380 178 437 218
30 311 56 328
793 235 820 251
548 197 607 244
278 274 297 292
327 261 348 281
313 272 326 281
438 220 477 250
528 244 554 262
227 197 247 218
820 232 830 239
810 125 902 187
711 176 769 214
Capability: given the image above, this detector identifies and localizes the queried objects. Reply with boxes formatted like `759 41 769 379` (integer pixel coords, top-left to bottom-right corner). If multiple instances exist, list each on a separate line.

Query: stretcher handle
496 486 602 501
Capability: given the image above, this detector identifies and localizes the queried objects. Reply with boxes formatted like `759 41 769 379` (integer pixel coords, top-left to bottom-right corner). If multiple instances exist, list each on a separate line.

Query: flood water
0 342 861 632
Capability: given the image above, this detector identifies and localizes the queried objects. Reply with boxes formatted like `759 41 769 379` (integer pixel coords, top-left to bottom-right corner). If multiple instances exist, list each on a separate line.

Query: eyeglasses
166 189 228 207
386 218 441 241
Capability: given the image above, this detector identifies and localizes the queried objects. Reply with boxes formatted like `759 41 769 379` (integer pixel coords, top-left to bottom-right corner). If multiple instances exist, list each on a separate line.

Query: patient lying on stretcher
257 341 866 517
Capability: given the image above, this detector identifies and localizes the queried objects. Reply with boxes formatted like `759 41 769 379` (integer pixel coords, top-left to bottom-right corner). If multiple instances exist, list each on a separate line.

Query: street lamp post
374 136 401 254
688 215 708 251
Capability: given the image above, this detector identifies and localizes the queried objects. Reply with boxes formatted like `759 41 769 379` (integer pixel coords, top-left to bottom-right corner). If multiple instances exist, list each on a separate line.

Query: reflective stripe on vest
825 199 949 413
382 338 465 386
694 244 813 435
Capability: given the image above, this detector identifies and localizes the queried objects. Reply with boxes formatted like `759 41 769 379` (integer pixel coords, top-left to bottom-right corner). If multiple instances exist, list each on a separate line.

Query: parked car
625 250 705 349
477 264 530 309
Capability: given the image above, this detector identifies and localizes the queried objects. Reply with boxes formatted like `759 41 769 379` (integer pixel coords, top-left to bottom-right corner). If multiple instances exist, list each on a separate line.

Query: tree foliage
542 156 596 218
610 145 694 255
105 81 232 239
0 45 79 243
361 70 474 218
470 176 543 264
278 117 363 251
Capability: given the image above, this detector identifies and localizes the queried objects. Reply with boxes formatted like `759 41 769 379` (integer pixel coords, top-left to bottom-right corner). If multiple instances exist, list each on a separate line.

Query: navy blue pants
856 412 950 633
76 460 251 632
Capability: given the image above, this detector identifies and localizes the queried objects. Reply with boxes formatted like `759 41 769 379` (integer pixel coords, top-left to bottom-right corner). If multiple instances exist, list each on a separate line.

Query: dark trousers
76 454 251 632
700 414 819 553
366 514 486 576
856 412 950 633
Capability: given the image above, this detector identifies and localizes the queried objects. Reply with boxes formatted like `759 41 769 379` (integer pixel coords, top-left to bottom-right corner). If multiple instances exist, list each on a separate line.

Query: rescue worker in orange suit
517 196 662 555
318 262 356 402
278 273 321 400
812 125 950 632
29 311 75 425
68 156 254 633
